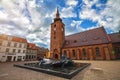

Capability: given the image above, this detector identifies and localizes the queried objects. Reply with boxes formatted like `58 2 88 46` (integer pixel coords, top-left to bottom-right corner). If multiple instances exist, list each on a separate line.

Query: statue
36 54 75 68
52 54 75 67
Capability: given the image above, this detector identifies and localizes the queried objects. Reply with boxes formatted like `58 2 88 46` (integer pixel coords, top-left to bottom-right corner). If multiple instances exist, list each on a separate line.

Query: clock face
54 27 56 31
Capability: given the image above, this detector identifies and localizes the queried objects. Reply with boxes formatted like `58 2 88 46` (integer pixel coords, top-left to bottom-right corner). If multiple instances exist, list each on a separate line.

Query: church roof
63 27 111 48
108 33 120 43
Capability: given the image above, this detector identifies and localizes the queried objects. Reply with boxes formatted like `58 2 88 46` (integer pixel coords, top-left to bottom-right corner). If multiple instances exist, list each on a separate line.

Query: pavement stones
0 60 120 80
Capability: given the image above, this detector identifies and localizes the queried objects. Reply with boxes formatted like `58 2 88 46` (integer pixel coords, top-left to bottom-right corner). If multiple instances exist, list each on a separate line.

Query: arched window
64 50 67 56
82 48 86 57
96 47 100 56
72 50 76 57
54 36 56 39
54 25 56 31
62 28 64 32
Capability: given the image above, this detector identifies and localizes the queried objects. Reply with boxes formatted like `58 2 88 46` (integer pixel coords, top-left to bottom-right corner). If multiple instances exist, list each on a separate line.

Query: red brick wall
62 43 113 60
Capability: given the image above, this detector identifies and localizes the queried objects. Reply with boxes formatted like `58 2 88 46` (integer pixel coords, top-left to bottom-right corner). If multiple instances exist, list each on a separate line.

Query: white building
0 34 27 62
26 43 37 61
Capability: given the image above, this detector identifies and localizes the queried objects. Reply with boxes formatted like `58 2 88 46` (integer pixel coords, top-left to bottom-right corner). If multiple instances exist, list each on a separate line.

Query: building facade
50 9 120 60
26 43 37 61
0 34 27 62
36 46 49 59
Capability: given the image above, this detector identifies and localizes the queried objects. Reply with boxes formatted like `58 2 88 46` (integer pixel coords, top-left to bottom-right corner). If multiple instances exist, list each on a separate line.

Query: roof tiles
109 33 120 43
63 27 110 48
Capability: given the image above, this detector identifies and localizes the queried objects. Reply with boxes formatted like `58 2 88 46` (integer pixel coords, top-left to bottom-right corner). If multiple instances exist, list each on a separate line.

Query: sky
0 0 120 49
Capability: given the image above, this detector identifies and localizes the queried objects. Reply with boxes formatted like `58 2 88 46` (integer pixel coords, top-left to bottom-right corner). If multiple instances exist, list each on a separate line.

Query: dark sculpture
52 55 75 67
36 55 75 68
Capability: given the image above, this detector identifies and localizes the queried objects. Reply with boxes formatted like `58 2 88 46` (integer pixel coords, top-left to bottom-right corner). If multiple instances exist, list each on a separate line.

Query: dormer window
65 41 69 45
73 40 77 43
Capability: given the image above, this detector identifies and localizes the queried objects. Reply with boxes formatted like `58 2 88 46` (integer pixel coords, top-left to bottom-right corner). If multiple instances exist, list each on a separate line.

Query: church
50 8 120 60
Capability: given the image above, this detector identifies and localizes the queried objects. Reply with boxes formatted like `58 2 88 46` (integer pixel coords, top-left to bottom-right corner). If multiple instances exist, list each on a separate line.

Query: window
13 49 16 53
96 47 100 56
82 48 86 56
115 47 120 53
54 36 56 39
24 44 26 48
6 48 9 52
72 50 76 57
23 56 25 59
65 41 69 45
18 50 21 53
19 44 22 48
7 42 11 46
54 25 56 31
14 43 17 47
23 50 26 53
62 28 64 32
73 40 77 43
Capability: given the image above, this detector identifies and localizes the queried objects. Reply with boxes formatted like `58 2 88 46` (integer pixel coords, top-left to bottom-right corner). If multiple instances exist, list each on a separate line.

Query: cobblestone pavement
0 60 120 80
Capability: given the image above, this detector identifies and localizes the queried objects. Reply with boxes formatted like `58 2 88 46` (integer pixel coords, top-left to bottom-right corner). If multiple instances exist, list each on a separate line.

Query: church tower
50 8 65 59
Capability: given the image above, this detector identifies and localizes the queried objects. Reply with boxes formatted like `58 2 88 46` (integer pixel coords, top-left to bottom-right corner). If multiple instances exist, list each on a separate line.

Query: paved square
0 60 120 80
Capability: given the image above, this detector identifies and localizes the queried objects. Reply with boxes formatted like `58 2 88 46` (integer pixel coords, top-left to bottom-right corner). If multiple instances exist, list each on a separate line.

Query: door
13 56 16 61
55 54 58 59
7 56 12 62
54 49 60 59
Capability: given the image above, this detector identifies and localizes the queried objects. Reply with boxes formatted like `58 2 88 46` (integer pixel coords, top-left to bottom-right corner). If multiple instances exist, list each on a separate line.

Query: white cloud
80 8 101 22
79 0 120 32
61 6 77 18
0 0 51 48
0 10 8 20
71 20 82 27
66 0 78 6
82 0 98 8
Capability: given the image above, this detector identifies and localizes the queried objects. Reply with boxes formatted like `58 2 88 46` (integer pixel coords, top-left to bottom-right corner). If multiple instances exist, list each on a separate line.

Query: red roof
12 36 27 43
63 27 110 48
109 33 120 43
0 34 8 40
0 34 27 43
27 43 37 49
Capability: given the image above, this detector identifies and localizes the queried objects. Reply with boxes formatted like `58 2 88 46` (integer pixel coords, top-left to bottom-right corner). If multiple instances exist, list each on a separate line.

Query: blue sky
0 0 120 49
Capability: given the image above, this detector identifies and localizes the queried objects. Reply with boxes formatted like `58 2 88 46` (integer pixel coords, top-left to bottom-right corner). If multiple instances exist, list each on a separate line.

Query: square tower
50 8 65 59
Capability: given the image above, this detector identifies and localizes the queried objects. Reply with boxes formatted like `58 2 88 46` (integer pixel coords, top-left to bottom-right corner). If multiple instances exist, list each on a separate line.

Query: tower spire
56 7 60 18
